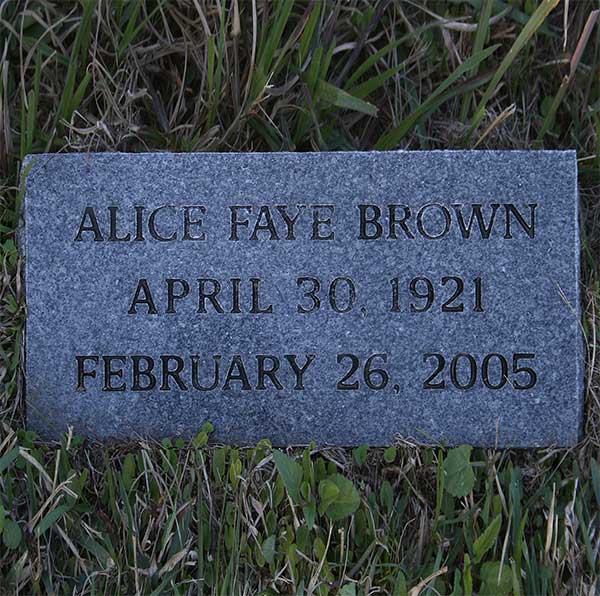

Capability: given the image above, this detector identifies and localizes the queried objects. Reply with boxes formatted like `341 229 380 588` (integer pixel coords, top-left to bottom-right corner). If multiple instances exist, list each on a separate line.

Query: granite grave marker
22 151 583 446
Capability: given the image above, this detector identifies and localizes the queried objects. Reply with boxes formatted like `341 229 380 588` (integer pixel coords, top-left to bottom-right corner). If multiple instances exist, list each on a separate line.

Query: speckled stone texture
22 151 582 446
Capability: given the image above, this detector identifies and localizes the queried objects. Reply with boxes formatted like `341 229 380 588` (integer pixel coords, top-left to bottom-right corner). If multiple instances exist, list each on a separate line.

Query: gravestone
22 151 583 446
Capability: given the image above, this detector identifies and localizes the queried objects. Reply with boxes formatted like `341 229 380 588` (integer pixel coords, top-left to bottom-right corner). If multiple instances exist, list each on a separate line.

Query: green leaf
2 519 22 550
321 474 360 521
353 445 368 466
36 504 71 537
272 450 303 504
474 513 502 563
193 431 209 448
78 534 111 567
0 447 20 474
480 562 512 595
393 570 408 596
262 535 276 564
380 480 394 511
303 499 316 529
318 478 340 513
339 583 357 596
383 446 397 463
443 446 475 498
463 553 473 596
122 452 136 491
317 80 378 117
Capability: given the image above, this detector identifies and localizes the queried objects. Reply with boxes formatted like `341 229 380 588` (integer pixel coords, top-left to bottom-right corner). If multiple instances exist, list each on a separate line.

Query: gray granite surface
22 151 583 446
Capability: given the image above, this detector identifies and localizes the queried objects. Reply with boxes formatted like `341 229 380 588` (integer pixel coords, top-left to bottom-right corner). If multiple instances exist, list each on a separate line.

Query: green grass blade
454 0 557 37
35 504 72 537
0 447 20 474
375 45 499 149
117 0 167 62
535 9 599 147
344 39 404 89
317 80 378 117
116 0 142 61
534 77 569 147
55 0 94 124
349 63 406 100
459 0 493 123
464 0 560 144
298 1 320 65
208 6 227 129
252 0 295 98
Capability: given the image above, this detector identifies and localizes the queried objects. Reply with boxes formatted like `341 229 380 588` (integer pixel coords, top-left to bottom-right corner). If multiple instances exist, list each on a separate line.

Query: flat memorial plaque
22 151 583 446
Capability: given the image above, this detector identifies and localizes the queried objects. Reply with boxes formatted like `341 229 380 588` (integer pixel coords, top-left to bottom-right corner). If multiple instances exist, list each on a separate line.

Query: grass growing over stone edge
0 0 599 593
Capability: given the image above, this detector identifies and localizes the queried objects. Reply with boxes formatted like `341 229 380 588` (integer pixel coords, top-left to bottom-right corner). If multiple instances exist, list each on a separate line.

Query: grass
0 0 599 593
